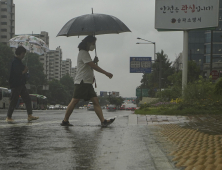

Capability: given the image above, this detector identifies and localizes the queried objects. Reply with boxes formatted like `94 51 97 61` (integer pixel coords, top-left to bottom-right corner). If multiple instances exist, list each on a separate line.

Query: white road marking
0 119 78 128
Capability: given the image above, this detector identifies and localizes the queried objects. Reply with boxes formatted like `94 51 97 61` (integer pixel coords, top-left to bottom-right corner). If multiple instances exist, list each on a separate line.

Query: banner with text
155 0 219 31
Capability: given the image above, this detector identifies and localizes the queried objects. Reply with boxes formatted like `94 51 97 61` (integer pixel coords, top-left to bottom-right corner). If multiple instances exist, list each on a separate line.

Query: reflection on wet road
1 109 170 170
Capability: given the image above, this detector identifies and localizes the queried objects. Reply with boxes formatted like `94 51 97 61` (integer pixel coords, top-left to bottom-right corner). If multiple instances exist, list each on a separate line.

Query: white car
87 102 94 111
48 105 55 110
62 106 68 110
54 104 61 110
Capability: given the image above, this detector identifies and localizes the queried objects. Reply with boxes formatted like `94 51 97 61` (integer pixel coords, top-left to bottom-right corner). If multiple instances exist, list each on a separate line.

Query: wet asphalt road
0 109 175 170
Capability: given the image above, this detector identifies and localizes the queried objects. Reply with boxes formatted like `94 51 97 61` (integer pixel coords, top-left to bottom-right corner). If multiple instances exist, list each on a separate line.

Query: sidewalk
132 114 222 170
129 114 190 125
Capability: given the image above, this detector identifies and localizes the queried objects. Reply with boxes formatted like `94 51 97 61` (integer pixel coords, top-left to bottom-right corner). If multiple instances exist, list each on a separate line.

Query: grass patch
135 106 222 115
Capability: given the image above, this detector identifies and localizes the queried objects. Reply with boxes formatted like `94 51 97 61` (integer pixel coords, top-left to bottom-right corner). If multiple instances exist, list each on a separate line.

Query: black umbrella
57 10 131 61
57 12 131 36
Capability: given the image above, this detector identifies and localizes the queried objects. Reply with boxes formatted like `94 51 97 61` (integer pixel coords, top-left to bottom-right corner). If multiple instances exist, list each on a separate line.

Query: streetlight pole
136 38 161 91
137 37 156 60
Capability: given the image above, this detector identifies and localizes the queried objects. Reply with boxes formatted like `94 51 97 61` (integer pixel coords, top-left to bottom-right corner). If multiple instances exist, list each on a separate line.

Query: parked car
79 106 85 109
119 106 125 110
125 104 137 111
62 105 68 110
102 106 106 109
87 102 94 111
107 105 116 112
48 105 55 110
125 107 130 110
54 104 61 110
126 107 136 111
18 103 26 110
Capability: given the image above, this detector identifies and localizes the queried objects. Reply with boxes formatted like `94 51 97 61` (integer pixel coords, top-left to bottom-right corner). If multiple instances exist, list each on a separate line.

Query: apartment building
61 59 72 77
0 0 15 45
188 0 222 73
36 32 49 79
48 47 62 81
71 67 77 82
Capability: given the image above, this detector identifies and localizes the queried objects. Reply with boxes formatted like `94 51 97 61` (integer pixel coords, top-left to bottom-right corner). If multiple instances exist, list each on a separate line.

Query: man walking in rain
61 35 115 127
6 46 39 122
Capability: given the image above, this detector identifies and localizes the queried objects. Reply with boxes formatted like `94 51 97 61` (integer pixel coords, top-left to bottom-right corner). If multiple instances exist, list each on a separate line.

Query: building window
1 35 7 38
1 29 7 32
1 8 7 12
1 15 7 18
1 22 7 25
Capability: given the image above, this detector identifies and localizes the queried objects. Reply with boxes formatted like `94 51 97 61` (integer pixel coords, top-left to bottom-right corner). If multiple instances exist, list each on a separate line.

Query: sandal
28 116 39 121
6 117 14 123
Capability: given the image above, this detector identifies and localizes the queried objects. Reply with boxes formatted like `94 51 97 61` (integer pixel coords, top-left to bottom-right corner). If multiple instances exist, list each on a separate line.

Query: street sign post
210 70 219 80
130 57 152 73
136 88 141 97
155 0 219 95
100 91 107 97
136 88 149 97
142 89 149 97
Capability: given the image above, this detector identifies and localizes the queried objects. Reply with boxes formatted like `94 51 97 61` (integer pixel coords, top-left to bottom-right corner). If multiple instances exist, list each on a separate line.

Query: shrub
214 78 222 95
156 85 182 101
183 76 214 102
139 103 151 109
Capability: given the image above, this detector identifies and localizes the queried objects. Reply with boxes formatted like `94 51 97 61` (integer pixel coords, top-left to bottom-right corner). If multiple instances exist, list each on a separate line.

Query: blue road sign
130 57 152 73
100 91 107 97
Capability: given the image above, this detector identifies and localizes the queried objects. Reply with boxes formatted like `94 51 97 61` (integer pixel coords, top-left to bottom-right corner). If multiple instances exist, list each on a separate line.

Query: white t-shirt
74 50 94 84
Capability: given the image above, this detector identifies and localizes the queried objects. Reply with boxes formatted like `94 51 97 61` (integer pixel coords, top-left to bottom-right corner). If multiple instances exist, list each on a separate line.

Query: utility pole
140 87 142 101
210 30 213 73
182 31 189 94
159 55 161 91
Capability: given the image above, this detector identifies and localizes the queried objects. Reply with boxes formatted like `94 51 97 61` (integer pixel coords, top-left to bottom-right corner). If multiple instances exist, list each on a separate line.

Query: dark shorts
73 81 97 101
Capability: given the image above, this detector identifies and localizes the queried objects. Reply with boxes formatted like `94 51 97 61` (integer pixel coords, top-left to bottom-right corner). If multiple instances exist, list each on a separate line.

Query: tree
0 43 14 87
98 96 109 106
23 53 47 93
60 74 74 92
167 71 182 86
188 60 201 83
60 74 74 104
109 96 124 107
156 50 175 88
139 50 174 97
46 79 68 105
168 61 201 86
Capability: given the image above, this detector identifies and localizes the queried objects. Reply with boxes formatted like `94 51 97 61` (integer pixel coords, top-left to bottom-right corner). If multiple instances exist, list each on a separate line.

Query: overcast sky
14 0 183 97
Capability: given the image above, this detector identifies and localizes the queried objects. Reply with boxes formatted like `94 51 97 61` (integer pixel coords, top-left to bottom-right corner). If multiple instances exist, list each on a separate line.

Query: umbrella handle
95 43 98 65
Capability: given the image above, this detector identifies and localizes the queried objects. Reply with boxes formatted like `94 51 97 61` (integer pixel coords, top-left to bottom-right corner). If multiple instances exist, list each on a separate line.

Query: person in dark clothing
6 46 39 122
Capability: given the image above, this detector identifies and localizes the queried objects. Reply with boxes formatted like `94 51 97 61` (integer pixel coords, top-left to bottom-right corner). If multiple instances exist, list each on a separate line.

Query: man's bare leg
91 97 105 122
64 98 80 121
